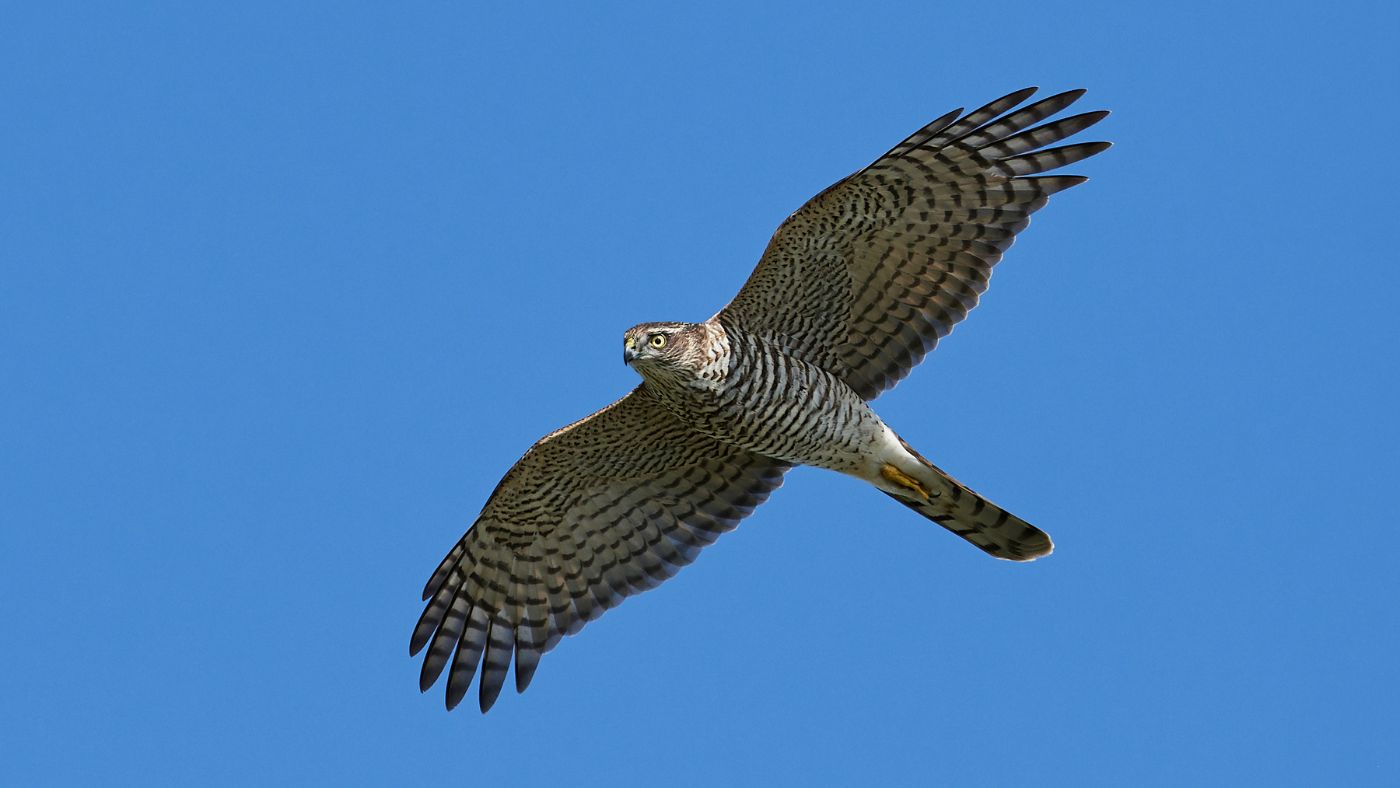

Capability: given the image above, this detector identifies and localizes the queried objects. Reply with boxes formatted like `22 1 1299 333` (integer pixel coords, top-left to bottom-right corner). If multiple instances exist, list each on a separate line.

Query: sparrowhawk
412 86 1110 712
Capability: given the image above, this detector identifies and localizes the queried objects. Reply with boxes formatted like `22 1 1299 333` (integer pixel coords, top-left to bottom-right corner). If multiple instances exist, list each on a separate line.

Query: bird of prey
412 86 1109 712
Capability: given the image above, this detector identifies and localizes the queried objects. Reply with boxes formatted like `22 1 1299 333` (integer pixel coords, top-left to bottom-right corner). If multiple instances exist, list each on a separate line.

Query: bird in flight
412 86 1109 712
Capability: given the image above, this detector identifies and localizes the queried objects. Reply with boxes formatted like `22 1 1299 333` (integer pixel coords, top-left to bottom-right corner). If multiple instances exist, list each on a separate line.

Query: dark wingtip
418 656 440 693
445 668 472 711
479 682 504 714
515 652 541 694
1080 109 1111 126
1002 86 1039 106
408 619 433 658
476 619 512 713
1040 175 1090 194
409 593 448 657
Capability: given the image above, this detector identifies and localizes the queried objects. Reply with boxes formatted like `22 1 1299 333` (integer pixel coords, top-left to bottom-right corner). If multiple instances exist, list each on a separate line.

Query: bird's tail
884 440 1053 562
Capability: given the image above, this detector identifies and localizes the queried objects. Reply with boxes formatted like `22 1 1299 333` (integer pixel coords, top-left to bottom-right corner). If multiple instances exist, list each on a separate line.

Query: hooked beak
623 336 639 365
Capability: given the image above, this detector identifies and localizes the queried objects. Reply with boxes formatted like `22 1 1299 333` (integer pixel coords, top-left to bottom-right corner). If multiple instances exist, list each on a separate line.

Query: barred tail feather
889 440 1053 561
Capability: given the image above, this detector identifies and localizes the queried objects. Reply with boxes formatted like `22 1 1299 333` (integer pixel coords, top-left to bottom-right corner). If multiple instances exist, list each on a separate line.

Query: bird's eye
649 334 667 349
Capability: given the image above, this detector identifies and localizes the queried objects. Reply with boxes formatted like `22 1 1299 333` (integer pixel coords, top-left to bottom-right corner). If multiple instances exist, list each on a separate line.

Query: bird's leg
880 463 931 501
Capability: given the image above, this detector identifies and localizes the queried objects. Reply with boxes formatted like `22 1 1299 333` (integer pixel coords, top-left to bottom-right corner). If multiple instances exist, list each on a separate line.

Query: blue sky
2 2 1397 785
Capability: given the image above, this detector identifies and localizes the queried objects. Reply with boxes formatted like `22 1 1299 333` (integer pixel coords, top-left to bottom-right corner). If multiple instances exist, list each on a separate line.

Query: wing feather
412 387 790 711
717 87 1109 399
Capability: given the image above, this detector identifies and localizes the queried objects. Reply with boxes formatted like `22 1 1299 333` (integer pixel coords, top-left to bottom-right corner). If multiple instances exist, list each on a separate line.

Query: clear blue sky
3 2 1396 785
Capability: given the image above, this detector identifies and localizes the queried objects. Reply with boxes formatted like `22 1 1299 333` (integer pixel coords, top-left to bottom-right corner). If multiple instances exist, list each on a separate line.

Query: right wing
411 386 790 712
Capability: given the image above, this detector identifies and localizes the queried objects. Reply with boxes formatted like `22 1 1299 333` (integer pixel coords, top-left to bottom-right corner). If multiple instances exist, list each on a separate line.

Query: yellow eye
649 334 667 349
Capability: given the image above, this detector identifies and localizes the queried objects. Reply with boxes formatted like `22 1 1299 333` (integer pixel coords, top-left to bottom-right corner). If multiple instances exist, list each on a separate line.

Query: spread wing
411 387 790 712
717 87 1110 399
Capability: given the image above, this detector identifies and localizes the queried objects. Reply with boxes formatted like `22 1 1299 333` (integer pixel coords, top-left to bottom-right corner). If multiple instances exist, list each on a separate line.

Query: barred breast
659 324 888 473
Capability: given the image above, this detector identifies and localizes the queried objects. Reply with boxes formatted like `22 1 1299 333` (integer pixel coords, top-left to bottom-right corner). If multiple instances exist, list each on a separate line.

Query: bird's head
622 322 700 380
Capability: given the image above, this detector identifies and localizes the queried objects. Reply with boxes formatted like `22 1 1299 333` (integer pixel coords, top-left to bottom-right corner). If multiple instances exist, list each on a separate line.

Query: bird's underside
413 86 1109 712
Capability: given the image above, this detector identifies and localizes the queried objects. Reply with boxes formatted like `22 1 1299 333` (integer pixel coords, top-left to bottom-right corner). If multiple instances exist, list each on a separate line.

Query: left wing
716 87 1109 399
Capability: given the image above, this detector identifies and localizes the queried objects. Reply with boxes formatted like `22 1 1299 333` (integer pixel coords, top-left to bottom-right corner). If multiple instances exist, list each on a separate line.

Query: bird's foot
880 463 931 501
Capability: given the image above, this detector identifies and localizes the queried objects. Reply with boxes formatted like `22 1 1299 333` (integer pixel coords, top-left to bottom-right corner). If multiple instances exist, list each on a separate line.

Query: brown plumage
413 87 1109 712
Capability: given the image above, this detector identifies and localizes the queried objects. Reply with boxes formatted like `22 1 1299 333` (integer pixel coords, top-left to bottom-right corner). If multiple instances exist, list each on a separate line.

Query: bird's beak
623 336 639 364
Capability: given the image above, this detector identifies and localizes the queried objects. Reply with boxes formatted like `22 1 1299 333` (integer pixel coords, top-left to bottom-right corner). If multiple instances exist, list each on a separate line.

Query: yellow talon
881 463 931 501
